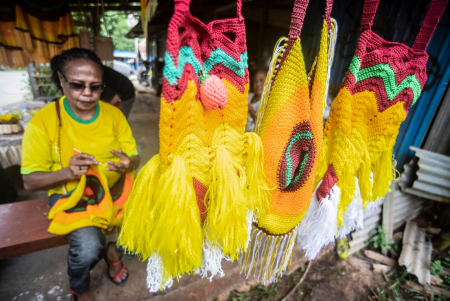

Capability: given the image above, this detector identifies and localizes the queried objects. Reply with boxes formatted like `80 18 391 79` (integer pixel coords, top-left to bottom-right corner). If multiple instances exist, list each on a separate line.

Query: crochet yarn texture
241 0 337 283
315 0 447 238
118 0 270 291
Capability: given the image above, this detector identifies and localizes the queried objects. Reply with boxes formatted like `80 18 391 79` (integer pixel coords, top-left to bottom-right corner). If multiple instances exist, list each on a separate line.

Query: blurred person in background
245 68 267 132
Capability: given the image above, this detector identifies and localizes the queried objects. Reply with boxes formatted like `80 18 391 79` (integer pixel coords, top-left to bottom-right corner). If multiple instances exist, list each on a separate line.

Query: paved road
0 71 31 108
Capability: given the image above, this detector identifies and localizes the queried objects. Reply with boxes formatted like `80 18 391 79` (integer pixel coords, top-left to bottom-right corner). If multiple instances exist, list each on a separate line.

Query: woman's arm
109 94 121 106
23 153 98 192
248 103 257 121
23 168 74 192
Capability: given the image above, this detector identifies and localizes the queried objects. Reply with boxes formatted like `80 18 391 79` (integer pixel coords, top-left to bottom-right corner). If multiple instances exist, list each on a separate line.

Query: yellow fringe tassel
119 154 203 281
244 132 271 218
119 154 161 258
150 154 202 279
371 139 396 203
356 147 372 206
204 146 248 261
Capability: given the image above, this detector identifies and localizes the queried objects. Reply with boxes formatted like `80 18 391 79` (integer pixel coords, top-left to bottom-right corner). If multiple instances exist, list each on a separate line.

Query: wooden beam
70 5 140 12
257 0 269 66
120 0 130 5
69 0 139 4
91 10 100 36
364 250 397 267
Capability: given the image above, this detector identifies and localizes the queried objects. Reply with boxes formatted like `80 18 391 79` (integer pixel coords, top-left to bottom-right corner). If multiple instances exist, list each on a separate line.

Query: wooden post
26 63 39 99
91 10 100 36
381 181 396 255
257 0 269 67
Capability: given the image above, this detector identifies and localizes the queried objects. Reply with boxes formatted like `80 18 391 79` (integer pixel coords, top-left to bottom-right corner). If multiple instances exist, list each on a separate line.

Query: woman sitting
21 48 140 301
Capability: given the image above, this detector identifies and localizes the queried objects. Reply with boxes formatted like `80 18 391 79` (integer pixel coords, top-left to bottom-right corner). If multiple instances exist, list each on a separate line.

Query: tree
100 12 137 51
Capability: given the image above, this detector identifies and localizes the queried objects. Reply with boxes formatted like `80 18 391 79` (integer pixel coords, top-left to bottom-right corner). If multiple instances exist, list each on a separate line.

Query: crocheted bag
119 0 270 291
240 0 337 283
314 0 447 238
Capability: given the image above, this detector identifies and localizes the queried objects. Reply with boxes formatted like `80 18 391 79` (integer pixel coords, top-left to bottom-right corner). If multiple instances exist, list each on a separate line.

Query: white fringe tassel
198 239 227 281
337 175 384 238
297 180 340 259
146 253 173 292
336 177 364 239
239 226 298 285
198 210 254 281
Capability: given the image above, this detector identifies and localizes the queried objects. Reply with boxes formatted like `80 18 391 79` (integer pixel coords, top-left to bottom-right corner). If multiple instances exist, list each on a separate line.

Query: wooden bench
0 199 117 260
0 199 67 260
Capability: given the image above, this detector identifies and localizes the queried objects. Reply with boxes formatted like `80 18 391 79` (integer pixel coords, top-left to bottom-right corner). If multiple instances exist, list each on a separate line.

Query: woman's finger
75 153 95 160
110 149 127 160
73 157 98 166
108 161 123 168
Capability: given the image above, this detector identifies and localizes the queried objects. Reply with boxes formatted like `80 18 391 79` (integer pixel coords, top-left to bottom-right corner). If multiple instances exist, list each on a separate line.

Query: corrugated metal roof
399 220 433 285
348 191 426 255
408 147 450 200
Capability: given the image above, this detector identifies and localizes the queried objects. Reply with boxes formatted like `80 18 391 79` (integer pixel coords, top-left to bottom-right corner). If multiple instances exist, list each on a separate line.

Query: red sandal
69 288 79 301
105 243 129 285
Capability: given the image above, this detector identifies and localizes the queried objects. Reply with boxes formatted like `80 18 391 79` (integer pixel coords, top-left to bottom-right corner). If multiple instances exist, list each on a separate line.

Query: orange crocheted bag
241 0 338 283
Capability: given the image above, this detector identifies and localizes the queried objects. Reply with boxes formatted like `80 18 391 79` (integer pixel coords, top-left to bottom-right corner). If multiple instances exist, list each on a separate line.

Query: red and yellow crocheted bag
315 0 447 238
119 0 269 291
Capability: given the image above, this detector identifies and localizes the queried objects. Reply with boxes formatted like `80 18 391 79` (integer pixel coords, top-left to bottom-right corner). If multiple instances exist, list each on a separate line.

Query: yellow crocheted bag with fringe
118 0 270 291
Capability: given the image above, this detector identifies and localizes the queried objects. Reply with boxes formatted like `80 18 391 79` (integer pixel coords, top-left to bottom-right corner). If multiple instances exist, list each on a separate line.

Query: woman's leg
66 227 106 294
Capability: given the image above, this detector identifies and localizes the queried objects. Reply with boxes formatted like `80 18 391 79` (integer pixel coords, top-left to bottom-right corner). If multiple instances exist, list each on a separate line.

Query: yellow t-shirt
21 97 138 196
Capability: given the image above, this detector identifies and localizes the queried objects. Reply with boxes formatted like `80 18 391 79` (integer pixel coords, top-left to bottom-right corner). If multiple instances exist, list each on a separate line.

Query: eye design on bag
277 121 316 192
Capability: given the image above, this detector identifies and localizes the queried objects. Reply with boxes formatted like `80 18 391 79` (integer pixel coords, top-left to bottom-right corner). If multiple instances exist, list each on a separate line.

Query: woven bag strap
412 0 448 51
288 0 310 41
360 0 380 32
174 0 243 19
174 0 190 13
55 98 65 169
55 98 62 128
236 0 243 21
324 0 334 30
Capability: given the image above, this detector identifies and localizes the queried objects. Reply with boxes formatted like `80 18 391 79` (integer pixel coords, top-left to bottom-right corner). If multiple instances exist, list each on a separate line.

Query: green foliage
101 12 137 51
366 226 395 252
71 11 139 51
38 85 60 97
431 260 445 277
227 284 279 301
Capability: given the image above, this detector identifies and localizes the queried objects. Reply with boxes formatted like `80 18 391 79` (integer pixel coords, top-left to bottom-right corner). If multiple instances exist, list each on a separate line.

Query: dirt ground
225 251 387 301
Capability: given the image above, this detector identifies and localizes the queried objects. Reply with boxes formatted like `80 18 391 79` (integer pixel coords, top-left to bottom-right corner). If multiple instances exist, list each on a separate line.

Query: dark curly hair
50 48 103 92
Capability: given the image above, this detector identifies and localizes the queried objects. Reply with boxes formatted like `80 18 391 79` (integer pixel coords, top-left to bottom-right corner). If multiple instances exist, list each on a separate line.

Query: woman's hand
107 149 132 173
67 153 98 180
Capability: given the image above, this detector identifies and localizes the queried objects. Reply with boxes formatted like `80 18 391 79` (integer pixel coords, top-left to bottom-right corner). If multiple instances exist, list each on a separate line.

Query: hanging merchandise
0 0 79 68
141 0 158 38
79 29 90 50
93 0 114 62
118 0 270 292
78 2 90 50
93 36 114 61
241 0 337 283
314 0 448 239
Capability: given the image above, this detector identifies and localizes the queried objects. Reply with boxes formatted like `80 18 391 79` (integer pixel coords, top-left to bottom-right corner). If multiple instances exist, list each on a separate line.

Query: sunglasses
60 73 104 94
